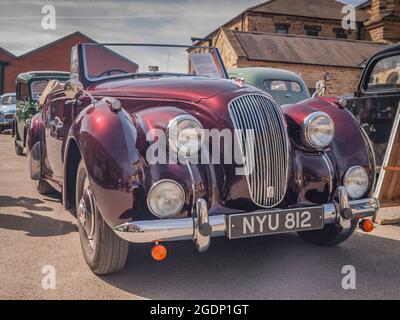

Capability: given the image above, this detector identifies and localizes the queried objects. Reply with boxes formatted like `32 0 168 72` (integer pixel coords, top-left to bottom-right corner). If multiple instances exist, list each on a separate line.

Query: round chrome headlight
344 166 369 200
167 115 204 157
147 179 185 218
303 112 335 149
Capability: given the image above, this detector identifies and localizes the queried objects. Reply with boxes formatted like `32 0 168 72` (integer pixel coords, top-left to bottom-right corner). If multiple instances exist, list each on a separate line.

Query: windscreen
1 95 16 105
31 80 51 101
81 44 226 81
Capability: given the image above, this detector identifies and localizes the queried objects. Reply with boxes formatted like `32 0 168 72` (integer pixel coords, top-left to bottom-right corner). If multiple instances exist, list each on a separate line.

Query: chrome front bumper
114 187 379 252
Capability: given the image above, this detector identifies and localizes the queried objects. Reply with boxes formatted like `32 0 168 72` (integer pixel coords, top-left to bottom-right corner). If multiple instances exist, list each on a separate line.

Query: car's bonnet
87 76 242 103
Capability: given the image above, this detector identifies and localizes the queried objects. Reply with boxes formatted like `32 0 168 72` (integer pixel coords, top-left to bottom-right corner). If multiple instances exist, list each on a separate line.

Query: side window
367 55 400 91
31 80 49 101
265 80 288 91
70 46 79 80
290 82 303 92
264 80 303 92
17 82 29 101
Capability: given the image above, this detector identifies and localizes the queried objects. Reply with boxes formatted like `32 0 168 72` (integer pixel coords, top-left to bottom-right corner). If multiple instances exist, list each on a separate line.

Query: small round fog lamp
147 179 185 218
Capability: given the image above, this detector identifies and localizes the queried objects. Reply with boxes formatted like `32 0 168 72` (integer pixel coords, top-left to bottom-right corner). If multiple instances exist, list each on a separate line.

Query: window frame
333 27 348 39
263 79 304 93
363 53 400 94
304 25 321 37
275 23 290 34
17 81 30 102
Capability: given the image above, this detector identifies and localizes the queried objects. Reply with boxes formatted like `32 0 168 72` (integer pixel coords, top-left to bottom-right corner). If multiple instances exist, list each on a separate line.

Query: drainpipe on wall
0 62 8 95
357 21 363 40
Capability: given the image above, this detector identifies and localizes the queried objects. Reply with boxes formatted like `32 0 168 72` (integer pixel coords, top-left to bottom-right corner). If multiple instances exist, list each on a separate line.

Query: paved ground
0 133 400 300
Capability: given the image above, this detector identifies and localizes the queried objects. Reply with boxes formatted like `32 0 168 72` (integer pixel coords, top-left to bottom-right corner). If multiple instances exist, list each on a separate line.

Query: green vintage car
228 67 310 106
13 71 70 155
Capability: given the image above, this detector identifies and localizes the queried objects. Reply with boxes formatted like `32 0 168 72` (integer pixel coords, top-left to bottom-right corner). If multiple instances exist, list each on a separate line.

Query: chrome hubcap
78 178 96 246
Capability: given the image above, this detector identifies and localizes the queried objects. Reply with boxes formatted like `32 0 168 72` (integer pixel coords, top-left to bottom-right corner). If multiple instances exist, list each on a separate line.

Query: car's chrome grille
228 94 289 208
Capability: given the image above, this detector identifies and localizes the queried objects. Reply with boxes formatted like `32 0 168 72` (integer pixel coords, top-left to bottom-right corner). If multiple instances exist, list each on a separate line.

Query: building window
304 25 321 37
333 28 348 39
275 23 290 34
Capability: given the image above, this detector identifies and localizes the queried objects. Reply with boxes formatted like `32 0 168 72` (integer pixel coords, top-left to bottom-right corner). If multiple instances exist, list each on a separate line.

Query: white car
0 93 16 134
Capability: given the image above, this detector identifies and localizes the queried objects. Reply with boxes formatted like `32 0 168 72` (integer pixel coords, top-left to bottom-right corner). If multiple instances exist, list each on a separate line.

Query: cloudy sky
0 0 366 56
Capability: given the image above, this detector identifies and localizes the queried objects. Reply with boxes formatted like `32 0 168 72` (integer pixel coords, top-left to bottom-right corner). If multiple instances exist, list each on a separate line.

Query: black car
345 43 400 169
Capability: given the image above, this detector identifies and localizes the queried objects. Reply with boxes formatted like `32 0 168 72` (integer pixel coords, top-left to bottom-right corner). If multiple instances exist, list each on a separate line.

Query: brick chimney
365 0 400 43
370 0 399 17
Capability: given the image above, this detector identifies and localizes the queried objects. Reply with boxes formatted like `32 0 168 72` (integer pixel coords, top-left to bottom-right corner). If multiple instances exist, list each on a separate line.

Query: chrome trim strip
186 163 196 213
321 153 334 197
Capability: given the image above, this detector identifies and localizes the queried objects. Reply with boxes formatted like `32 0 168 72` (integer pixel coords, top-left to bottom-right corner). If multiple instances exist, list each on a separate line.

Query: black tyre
0 127 3 134
28 144 55 195
298 220 357 246
75 160 129 274
14 140 23 155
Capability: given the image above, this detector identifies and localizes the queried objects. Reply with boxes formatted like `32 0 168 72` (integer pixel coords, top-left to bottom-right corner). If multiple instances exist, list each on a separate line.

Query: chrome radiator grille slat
228 94 289 208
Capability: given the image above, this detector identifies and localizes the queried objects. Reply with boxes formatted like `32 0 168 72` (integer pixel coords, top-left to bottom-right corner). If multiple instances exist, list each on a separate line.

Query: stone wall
214 31 239 70
244 13 359 40
364 0 400 43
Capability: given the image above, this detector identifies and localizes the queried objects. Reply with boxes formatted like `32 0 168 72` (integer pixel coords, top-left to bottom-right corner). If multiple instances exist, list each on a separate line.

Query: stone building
361 0 400 42
195 0 400 95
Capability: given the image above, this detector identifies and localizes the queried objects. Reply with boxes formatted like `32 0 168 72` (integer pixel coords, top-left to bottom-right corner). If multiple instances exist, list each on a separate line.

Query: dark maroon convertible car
27 43 378 274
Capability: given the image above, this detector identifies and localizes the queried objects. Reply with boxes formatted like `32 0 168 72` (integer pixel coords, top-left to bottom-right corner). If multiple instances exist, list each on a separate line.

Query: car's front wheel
14 140 23 155
298 220 357 246
75 160 129 274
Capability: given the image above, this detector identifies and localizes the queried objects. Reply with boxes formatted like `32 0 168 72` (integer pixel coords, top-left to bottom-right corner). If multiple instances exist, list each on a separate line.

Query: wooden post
374 101 400 224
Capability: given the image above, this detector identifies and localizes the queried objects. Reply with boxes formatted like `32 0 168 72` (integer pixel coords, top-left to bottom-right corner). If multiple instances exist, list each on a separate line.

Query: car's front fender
64 101 213 229
283 97 376 197
26 113 41 152
64 100 144 228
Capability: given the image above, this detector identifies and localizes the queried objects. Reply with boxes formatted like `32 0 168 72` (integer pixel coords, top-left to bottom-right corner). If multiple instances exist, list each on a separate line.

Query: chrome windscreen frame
79 43 229 84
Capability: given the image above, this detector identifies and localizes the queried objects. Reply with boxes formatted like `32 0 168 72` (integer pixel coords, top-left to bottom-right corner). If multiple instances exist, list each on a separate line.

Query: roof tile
228 29 388 68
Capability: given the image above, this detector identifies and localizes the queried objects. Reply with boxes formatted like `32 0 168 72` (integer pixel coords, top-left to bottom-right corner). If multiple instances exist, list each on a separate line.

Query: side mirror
64 79 83 99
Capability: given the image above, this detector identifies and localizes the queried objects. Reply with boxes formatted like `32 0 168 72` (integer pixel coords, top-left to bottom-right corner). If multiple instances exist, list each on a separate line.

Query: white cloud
0 0 364 55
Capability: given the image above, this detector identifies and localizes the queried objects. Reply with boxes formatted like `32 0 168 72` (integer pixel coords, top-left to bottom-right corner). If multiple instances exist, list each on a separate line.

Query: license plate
228 207 324 239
